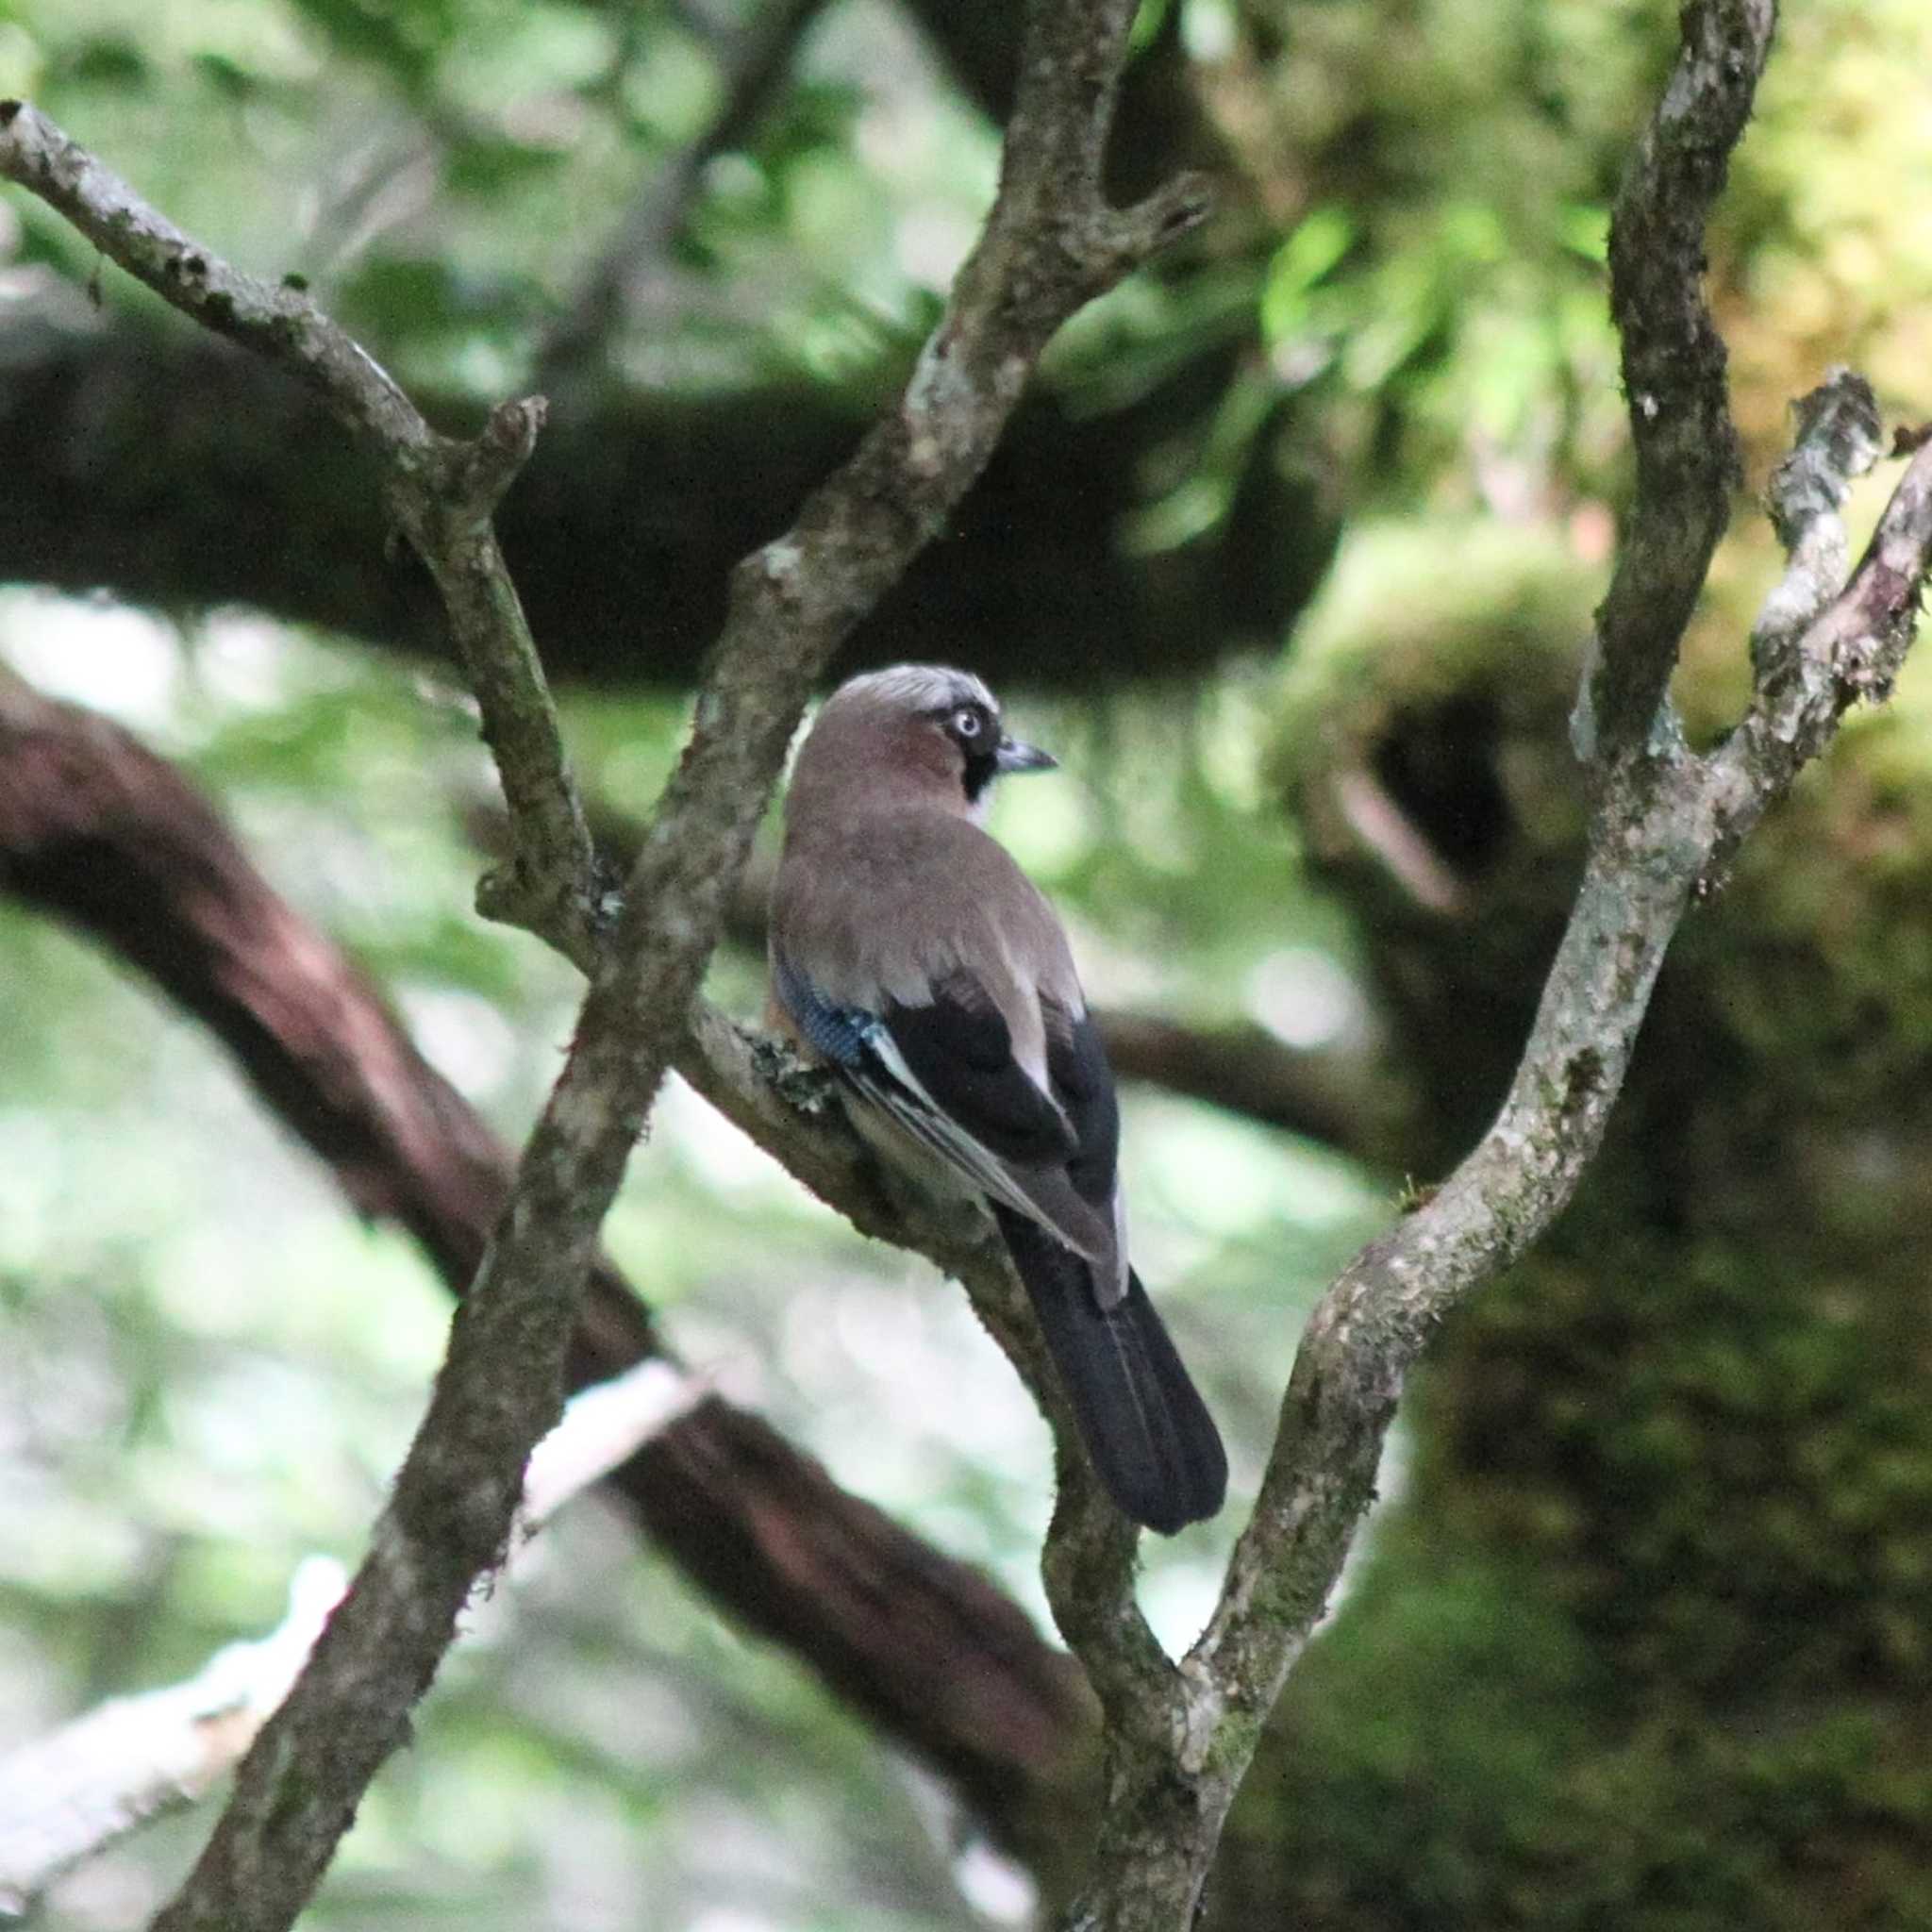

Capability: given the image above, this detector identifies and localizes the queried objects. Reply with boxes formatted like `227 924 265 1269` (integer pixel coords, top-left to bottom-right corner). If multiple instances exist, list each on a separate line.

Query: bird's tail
991 1206 1227 1534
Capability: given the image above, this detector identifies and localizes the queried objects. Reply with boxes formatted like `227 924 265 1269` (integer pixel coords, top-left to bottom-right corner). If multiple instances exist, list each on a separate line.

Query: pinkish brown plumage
767 664 1225 1534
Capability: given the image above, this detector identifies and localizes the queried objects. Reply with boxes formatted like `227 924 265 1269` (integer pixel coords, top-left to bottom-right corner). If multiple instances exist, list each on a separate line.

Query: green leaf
1260 208 1357 347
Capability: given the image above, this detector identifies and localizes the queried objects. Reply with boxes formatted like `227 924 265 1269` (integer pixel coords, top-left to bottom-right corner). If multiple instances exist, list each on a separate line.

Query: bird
766 663 1226 1534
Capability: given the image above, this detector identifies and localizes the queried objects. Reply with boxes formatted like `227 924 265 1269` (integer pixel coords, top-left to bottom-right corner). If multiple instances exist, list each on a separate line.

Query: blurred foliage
1 0 1929 1924
0 602 1374 1929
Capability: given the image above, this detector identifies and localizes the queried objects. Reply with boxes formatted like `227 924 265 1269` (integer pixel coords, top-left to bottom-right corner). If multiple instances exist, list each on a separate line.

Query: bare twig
1 2 1208 1922
1716 375 1932 840
540 0 833 377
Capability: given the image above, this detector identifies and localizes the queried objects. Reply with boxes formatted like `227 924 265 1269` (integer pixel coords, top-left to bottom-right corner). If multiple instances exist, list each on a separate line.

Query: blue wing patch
773 951 1108 1265
773 951 877 1069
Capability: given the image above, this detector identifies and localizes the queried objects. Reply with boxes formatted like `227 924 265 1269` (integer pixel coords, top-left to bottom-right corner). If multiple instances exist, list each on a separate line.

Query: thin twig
1711 385 1932 862
540 0 834 378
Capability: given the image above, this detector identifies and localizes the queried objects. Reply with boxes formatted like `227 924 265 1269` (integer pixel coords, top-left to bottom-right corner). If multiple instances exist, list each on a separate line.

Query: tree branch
1582 0 1775 755
1714 375 1932 851
0 308 1324 695
0 101 602 958
0 666 1096 1887
1002 4 1932 1924
3 3 1208 1921
0 1360 696 1916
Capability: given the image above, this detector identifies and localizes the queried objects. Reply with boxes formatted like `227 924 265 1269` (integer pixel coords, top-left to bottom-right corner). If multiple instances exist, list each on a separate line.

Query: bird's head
791 664 1056 821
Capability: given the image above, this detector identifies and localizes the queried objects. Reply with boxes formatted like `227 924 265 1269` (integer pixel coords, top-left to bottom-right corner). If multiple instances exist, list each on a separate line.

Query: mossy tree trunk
1211 524 1932 1929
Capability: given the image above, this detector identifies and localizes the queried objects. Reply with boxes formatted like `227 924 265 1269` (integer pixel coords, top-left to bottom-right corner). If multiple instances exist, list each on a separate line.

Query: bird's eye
953 708 984 739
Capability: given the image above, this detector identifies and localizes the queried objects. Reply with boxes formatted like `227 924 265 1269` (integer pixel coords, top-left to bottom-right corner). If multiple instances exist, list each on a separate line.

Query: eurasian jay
768 664 1227 1534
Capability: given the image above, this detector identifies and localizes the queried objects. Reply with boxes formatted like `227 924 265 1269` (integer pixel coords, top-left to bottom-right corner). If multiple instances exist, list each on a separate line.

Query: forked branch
1 3 1208 1925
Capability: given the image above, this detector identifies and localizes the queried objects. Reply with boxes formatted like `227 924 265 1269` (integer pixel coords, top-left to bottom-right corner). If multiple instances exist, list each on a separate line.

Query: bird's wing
773 951 1111 1261
1039 999 1130 1307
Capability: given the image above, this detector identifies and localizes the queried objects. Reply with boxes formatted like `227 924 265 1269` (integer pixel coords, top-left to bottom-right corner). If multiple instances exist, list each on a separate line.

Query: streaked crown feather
830 664 998 718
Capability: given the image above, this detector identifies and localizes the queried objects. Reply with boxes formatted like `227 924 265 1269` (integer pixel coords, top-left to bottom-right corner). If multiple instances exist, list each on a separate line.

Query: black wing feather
774 954 1091 1241
883 983 1075 1167
776 954 1226 1531
1043 1004 1120 1209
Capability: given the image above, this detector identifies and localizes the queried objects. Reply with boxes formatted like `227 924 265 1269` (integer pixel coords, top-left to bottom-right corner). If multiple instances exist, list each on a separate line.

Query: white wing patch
855 1020 1107 1264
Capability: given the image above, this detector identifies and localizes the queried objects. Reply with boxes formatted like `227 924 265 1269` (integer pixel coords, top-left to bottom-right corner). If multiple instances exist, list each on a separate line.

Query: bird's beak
994 735 1058 774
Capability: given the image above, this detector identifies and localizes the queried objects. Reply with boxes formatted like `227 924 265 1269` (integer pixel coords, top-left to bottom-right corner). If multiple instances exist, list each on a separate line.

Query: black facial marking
931 700 1001 803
